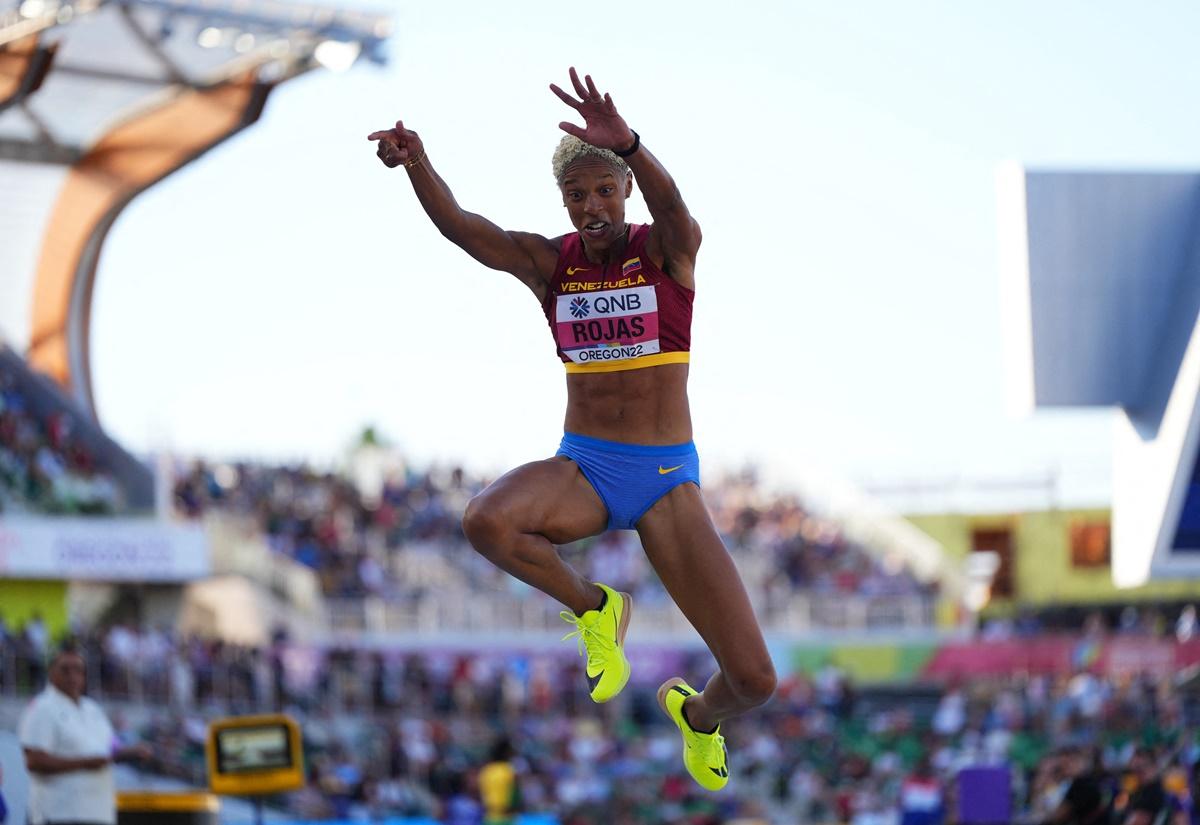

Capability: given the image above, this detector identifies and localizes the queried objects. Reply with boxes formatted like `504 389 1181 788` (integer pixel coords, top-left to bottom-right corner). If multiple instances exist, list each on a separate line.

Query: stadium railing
323 591 938 635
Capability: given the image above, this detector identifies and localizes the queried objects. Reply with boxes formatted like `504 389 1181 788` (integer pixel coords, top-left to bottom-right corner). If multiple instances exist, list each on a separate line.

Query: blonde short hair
552 134 630 182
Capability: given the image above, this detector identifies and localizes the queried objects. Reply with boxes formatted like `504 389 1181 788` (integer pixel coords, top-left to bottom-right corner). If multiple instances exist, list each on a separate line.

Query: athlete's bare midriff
563 363 692 444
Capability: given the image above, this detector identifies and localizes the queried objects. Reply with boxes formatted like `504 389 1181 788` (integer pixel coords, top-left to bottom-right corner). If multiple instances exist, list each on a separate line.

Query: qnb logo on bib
555 285 660 363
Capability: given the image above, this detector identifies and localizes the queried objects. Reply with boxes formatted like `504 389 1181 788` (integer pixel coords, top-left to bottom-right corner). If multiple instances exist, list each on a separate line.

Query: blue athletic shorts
556 431 701 530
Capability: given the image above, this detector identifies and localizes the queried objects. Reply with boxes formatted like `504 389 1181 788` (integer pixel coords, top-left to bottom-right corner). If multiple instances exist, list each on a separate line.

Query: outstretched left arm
552 68 701 287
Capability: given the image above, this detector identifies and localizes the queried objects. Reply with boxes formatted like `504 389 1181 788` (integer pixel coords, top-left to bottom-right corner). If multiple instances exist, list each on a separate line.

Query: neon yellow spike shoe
657 677 730 791
559 583 632 703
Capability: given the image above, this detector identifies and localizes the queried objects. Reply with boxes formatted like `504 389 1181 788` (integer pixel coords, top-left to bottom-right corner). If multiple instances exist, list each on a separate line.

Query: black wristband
614 130 640 158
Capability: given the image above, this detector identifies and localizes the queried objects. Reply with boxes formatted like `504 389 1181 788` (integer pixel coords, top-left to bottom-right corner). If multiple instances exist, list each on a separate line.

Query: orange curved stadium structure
0 33 54 109
28 69 271 410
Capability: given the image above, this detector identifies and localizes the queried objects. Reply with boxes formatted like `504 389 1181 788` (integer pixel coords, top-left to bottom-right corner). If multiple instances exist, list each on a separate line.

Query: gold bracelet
404 150 426 169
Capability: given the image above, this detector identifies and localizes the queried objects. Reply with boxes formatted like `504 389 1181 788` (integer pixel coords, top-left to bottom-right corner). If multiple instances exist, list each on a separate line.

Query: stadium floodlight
313 38 359 73
195 25 221 48
1 0 100 46
0 0 391 417
19 0 50 18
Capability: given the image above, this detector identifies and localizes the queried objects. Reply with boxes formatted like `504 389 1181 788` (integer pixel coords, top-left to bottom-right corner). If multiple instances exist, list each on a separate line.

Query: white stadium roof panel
999 165 1200 586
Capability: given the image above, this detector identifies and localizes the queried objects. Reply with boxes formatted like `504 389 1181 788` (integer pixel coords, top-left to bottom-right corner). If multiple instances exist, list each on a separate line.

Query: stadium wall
791 641 940 683
0 579 67 636
908 508 1200 610
787 635 1200 683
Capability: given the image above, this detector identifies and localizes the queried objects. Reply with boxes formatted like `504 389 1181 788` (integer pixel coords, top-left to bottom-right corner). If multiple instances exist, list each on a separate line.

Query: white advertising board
0 518 209 581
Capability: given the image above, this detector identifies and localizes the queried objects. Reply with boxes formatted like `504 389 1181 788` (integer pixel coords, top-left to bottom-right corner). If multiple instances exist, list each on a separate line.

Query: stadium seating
2 623 1196 824
171 458 938 634
0 345 151 514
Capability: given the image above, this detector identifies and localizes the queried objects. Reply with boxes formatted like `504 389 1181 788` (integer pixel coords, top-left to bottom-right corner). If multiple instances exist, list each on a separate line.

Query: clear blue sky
87 0 1200 509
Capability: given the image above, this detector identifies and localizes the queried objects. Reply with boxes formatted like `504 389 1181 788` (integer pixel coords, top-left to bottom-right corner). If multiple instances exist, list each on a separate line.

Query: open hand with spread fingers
550 67 637 154
367 119 424 169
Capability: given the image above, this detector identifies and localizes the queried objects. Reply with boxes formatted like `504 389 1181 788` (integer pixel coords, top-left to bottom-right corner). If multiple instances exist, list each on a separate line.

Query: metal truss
0 0 391 163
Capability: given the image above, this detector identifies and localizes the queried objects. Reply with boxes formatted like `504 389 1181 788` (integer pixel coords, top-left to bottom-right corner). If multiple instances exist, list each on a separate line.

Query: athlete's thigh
476 456 608 545
636 483 768 664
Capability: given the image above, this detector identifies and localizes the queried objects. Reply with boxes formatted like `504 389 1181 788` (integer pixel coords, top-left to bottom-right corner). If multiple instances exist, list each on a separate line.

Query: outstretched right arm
368 121 558 299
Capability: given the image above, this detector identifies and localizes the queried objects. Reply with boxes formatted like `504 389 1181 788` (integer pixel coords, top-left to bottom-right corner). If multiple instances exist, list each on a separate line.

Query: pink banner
922 635 1197 680
922 637 1076 678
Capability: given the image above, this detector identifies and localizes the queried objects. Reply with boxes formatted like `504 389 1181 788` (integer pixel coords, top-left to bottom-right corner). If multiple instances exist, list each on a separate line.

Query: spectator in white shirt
18 648 150 825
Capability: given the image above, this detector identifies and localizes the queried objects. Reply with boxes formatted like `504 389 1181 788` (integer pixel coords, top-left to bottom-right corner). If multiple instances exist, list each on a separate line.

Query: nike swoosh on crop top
542 223 694 374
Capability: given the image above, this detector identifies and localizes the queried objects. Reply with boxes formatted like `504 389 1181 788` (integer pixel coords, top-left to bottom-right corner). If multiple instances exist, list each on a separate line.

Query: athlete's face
559 160 632 254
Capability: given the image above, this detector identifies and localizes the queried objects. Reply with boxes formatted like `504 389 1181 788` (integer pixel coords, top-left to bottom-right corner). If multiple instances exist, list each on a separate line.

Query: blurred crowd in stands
9 358 1200 823
1 346 936 623
0 359 121 514
170 455 935 616
3 619 1200 824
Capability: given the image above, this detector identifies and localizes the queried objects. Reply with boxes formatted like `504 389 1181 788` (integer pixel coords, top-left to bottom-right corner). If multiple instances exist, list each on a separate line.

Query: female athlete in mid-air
368 68 775 790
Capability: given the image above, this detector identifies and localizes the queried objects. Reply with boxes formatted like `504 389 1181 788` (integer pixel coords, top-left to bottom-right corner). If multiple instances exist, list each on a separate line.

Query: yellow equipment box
205 714 304 796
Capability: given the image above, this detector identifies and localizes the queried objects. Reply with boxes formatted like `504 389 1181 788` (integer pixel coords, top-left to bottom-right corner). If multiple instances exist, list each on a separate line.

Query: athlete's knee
727 656 777 707
461 493 511 554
